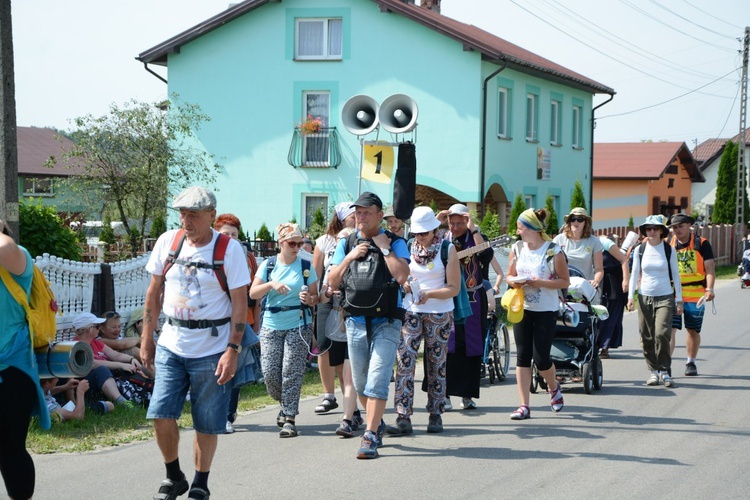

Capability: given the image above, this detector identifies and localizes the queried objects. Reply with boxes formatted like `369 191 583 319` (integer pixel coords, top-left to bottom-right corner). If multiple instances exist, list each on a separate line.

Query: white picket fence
36 253 152 342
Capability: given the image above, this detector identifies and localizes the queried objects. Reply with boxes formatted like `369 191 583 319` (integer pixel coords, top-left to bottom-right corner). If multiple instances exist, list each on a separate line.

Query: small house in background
17 126 91 220
592 142 704 229
691 128 750 223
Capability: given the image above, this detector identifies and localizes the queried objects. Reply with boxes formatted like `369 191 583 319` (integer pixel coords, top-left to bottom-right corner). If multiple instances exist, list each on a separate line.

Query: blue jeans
147 345 230 435
346 318 401 400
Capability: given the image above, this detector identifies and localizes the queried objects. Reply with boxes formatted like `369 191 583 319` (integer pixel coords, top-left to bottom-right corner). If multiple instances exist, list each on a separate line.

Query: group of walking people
0 182 719 497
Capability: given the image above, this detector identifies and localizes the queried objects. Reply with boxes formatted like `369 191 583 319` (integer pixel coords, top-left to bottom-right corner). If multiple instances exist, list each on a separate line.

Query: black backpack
340 230 403 318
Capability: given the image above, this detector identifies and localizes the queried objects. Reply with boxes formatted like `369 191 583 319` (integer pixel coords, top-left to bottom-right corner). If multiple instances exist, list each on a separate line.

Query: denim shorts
672 301 705 333
346 318 401 400
85 365 115 392
147 344 230 435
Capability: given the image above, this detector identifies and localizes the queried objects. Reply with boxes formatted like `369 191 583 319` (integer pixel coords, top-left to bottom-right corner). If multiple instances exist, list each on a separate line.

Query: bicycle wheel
494 323 511 381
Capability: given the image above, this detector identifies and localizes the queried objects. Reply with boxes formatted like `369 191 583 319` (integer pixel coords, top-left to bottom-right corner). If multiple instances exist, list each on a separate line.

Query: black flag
393 142 416 220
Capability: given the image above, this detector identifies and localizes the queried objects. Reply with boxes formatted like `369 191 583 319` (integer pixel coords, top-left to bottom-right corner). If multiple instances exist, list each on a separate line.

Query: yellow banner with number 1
362 144 394 183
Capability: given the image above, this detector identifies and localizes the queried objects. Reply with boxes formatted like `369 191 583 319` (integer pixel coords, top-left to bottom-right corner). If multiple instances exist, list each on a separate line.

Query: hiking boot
427 414 443 434
385 417 413 435
351 410 364 431
685 362 698 376
356 432 379 459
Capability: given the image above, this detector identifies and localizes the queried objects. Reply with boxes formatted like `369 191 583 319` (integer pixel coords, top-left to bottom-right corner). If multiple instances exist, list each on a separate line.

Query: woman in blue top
250 223 318 438
0 219 51 500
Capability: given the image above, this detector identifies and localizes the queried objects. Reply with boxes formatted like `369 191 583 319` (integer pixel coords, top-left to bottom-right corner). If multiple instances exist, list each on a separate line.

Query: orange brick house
592 142 704 229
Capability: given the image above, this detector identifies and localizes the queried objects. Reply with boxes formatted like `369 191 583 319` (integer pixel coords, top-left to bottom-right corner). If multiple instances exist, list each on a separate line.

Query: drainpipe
589 92 615 214
142 62 168 85
481 59 508 215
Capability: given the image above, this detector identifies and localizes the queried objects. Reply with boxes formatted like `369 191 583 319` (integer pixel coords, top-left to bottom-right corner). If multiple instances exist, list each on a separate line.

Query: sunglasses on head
285 240 303 248
104 311 120 319
568 216 587 223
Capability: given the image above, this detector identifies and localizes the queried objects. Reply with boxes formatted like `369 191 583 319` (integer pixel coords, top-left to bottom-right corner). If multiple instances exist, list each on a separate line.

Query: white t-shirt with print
146 229 251 358
553 234 603 281
515 241 562 312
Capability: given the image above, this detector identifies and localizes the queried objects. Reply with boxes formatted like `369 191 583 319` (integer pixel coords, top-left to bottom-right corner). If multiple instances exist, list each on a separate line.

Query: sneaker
351 410 364 431
356 432 379 459
460 398 477 410
549 384 564 412
336 420 355 438
646 373 660 386
385 417 413 435
376 419 386 447
661 373 676 388
685 362 698 376
427 414 443 433
225 420 235 434
443 397 453 411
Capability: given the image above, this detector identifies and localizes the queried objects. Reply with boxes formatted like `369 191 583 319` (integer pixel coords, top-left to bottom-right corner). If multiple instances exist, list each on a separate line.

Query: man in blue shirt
327 192 410 459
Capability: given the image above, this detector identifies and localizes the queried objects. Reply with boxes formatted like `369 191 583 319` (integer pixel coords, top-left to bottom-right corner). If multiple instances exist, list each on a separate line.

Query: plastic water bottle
301 285 308 301
411 278 421 303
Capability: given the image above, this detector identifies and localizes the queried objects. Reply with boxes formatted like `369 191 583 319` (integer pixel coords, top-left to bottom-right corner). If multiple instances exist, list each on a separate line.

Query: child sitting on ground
40 377 114 423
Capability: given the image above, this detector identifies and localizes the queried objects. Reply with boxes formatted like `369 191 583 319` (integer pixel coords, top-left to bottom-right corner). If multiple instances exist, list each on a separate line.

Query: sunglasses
644 226 660 232
568 216 587 223
103 311 120 319
284 241 303 248
413 231 431 237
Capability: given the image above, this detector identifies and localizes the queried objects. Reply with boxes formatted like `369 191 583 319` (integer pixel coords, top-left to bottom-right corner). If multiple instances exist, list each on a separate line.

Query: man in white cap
141 186 250 500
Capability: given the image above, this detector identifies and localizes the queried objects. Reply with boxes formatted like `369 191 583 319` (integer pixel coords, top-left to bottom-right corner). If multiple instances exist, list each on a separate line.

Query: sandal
277 410 286 428
315 396 338 414
549 384 564 412
510 405 531 420
154 476 189 500
187 486 210 500
279 419 298 438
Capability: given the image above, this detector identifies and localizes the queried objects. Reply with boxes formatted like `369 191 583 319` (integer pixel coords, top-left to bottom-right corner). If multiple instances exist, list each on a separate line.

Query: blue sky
12 0 748 145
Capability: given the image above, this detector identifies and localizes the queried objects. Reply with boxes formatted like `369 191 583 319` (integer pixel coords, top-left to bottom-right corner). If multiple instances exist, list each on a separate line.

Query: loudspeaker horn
341 95 380 136
378 94 418 134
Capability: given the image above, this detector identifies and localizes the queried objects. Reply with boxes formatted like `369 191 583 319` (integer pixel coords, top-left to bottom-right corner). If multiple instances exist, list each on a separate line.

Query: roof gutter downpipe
589 92 615 214
142 62 168 85
481 58 508 215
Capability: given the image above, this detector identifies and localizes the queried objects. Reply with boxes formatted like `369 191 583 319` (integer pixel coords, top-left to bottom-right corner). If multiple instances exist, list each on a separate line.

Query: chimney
420 0 441 13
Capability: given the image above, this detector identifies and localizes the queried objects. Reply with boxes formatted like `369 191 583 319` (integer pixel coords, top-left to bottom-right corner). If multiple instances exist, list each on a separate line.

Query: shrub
150 212 166 239
507 194 526 236
19 199 82 260
257 223 273 241
545 194 560 236
99 215 116 245
479 207 503 239
570 179 587 211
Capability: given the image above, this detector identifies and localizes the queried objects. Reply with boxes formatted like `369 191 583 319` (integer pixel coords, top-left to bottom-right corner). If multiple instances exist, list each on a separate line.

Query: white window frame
23 177 54 197
295 18 343 61
550 100 561 146
572 105 582 149
302 91 331 167
303 194 328 230
524 194 535 209
526 93 538 142
497 87 510 139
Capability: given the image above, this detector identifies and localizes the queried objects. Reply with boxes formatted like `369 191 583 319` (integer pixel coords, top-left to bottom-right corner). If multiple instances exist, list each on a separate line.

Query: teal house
137 0 614 232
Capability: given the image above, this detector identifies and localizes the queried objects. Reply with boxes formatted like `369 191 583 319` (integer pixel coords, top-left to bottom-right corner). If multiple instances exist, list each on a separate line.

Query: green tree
49 95 220 257
570 179 587 212
99 215 116 245
257 223 273 241
307 207 326 240
479 207 503 239
19 199 82 260
545 194 560 236
713 141 750 224
507 194 526 236
429 199 439 212
627 216 635 230
150 212 166 239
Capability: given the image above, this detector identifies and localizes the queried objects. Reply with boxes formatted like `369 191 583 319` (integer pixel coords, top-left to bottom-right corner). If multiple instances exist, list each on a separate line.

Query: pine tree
507 194 526 236
627 216 634 230
713 141 750 224
545 194 560 236
570 179 587 212
99 215 116 245
479 207 503 239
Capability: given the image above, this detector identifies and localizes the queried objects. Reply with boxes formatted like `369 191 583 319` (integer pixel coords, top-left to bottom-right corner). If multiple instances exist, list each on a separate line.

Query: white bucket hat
409 207 440 233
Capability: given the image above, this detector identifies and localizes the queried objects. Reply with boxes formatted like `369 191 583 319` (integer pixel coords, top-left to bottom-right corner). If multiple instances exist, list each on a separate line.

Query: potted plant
297 115 323 135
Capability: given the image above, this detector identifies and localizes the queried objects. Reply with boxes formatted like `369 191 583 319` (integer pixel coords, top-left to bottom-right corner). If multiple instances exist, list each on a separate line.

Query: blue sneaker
376 419 386 447
356 432 379 459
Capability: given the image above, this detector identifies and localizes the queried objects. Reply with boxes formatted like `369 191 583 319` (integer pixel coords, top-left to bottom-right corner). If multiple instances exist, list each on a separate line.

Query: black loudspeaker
393 142 416 220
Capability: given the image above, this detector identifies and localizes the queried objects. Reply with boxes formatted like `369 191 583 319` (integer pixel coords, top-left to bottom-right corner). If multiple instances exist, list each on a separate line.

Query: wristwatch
381 247 391 256
227 342 242 354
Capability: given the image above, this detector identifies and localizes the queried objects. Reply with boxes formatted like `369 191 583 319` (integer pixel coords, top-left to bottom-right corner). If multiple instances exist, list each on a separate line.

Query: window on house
666 164 678 174
498 88 510 139
303 91 330 166
572 105 582 148
303 195 328 230
295 18 343 60
23 177 53 196
524 194 535 209
550 100 561 146
526 93 538 141
668 178 675 188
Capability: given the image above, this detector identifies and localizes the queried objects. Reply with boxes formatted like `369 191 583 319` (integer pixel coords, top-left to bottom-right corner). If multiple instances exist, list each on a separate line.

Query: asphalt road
32 278 749 499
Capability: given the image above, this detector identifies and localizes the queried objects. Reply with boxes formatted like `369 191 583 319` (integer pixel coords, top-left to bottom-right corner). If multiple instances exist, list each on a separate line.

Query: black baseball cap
669 213 695 226
350 192 383 210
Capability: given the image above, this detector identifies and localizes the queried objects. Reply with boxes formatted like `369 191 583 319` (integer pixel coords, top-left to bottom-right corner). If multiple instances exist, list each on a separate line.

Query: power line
714 78 741 139
678 0 744 31
598 68 740 119
647 0 736 40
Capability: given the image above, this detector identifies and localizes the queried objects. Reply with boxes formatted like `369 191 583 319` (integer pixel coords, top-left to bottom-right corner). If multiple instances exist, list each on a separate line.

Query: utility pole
736 27 749 258
0 0 19 242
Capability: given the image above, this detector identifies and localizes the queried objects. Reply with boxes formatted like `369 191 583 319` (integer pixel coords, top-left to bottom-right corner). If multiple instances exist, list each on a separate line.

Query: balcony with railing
287 126 342 168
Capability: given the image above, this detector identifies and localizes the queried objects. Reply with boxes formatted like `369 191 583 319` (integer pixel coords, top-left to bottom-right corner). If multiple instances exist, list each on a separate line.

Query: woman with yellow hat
506 208 570 420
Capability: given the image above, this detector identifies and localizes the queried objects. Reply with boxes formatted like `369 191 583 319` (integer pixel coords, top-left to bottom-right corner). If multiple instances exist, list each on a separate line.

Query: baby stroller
482 310 511 384
530 266 604 395
739 248 750 289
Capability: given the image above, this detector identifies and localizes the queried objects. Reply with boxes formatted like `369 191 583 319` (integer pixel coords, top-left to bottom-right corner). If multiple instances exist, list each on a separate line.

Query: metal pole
357 137 364 196
736 27 749 259
0 0 19 242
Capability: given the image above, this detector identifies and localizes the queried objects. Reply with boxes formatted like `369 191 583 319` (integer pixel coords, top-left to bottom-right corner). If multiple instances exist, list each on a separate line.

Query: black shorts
328 340 349 367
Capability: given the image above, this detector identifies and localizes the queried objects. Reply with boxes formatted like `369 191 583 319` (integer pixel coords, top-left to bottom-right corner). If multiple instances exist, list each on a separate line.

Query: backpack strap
265 255 278 282
440 239 450 268
163 229 186 278
638 241 673 285
213 233 232 301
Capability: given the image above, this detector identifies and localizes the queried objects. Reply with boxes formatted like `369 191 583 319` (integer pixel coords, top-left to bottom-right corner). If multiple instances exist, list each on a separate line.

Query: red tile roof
18 127 81 176
692 138 726 170
137 0 614 95
594 142 703 182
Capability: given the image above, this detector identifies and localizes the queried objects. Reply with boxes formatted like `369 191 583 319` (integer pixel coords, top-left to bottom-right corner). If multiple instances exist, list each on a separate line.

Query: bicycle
482 311 511 383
